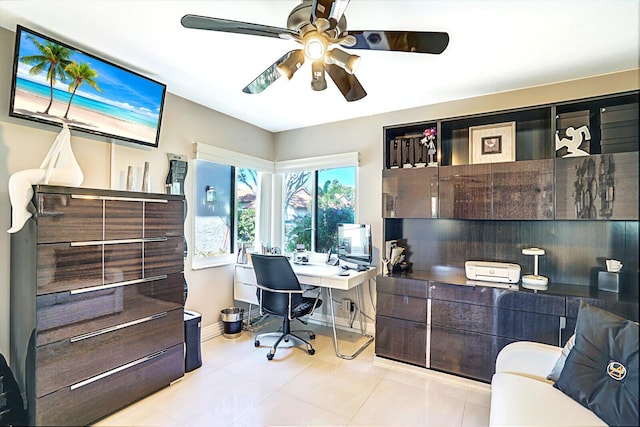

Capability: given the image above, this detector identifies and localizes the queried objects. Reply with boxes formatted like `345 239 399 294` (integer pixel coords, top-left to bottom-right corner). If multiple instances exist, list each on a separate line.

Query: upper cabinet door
492 159 554 220
438 164 491 219
382 168 438 218
556 152 638 220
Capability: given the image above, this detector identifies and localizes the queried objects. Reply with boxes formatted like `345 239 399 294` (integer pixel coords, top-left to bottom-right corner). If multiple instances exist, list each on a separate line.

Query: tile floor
94 320 491 426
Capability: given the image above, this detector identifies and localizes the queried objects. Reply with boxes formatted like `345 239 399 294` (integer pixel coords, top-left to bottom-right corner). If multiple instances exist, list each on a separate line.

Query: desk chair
251 254 322 360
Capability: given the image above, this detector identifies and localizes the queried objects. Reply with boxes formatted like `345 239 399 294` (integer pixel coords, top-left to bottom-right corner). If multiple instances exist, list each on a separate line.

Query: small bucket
220 307 244 338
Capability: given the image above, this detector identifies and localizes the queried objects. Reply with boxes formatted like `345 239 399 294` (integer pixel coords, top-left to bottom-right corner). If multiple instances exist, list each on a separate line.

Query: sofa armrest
495 341 562 380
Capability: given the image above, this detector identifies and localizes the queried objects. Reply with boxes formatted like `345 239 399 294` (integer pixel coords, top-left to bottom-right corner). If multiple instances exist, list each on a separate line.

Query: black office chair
251 254 322 360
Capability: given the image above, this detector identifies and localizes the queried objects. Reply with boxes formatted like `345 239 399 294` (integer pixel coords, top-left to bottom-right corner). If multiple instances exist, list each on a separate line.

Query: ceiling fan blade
311 0 334 23
346 31 449 54
181 14 297 39
326 64 367 102
242 50 301 94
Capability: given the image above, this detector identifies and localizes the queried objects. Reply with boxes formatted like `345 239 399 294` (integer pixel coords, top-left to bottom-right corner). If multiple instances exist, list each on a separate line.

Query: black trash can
184 309 202 372
220 307 244 339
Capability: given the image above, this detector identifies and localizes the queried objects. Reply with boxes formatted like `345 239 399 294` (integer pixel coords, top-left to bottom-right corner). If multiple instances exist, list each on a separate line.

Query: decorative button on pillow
554 301 639 427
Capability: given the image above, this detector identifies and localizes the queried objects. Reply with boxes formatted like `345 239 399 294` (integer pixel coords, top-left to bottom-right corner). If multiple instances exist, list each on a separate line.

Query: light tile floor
94 320 491 427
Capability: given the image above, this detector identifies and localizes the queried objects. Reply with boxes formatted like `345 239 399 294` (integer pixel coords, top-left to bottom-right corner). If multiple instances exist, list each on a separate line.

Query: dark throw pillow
554 301 639 427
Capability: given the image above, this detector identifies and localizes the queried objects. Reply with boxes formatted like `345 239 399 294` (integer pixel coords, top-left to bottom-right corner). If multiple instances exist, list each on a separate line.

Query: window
283 166 356 253
193 160 234 268
236 167 258 248
193 143 275 268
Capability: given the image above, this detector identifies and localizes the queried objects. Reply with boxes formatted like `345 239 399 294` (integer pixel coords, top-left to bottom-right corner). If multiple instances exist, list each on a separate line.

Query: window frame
193 142 275 269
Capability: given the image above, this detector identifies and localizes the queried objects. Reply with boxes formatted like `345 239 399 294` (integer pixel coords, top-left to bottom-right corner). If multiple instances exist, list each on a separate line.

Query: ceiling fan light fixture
310 60 327 91
276 50 305 80
327 48 360 74
304 36 326 61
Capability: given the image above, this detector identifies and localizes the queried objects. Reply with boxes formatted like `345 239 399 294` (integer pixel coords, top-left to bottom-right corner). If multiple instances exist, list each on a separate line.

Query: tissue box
598 271 620 293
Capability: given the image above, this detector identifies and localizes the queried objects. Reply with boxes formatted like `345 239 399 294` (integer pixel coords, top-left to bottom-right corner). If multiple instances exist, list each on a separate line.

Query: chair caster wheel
254 340 260 347
308 349 315 355
267 353 274 360
309 333 316 340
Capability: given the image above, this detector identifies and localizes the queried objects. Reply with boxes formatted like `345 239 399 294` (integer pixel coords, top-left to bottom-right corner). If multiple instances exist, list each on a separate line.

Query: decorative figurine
8 122 83 233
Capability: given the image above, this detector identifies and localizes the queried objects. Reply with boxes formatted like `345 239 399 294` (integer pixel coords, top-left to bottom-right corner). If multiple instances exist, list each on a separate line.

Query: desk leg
327 285 374 360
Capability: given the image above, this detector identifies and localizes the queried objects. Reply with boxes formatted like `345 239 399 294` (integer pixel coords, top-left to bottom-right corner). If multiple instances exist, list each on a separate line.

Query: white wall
0 27 274 359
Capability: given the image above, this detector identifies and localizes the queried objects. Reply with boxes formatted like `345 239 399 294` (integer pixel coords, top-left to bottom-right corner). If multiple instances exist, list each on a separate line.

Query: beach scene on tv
11 28 165 146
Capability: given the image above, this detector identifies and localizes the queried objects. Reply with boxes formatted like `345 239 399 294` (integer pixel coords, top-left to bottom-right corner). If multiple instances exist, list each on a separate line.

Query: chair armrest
495 341 562 380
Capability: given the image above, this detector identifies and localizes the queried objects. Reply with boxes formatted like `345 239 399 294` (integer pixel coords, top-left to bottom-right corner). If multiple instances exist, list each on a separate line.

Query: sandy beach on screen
13 89 157 144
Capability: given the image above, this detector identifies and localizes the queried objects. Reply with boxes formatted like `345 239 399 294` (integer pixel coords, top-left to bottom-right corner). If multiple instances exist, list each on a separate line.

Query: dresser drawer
37 273 184 346
375 315 427 367
144 200 184 237
377 293 427 322
104 200 143 240
430 325 514 383
37 243 103 294
430 282 503 306
36 193 103 243
144 237 184 277
36 308 183 398
376 275 429 299
431 300 560 344
35 343 184 426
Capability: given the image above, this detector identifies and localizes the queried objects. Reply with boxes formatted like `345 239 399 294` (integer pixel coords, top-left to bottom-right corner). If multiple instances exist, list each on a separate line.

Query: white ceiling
1 0 638 133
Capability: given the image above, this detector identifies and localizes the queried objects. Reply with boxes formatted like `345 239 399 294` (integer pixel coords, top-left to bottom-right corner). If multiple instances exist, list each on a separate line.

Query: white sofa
489 341 607 426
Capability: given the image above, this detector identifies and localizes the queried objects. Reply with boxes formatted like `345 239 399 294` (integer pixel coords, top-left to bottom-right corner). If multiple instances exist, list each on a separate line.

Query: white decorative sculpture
556 125 591 157
7 123 84 233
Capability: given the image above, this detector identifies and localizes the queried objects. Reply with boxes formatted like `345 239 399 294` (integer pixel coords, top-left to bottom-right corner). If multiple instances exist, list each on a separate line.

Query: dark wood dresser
376 270 639 383
10 185 185 426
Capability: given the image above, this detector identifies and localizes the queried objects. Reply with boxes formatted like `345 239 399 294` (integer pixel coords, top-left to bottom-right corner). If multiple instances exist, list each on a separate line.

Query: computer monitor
337 223 372 267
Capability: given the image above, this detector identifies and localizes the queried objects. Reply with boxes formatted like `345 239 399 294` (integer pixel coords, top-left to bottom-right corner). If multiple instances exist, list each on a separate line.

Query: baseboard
201 308 374 342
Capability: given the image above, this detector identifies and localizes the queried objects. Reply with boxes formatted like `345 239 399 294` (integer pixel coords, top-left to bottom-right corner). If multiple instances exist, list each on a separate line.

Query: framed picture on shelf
469 121 516 164
388 138 401 168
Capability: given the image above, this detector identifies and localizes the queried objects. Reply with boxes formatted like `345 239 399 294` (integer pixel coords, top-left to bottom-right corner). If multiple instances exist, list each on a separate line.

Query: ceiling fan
181 0 449 101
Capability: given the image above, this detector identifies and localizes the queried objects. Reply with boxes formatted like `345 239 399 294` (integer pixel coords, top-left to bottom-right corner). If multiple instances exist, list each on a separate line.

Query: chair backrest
251 254 302 315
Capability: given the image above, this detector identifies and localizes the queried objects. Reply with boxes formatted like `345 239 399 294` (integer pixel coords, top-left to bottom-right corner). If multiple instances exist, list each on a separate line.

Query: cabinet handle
70 237 168 247
72 194 168 203
70 312 168 343
70 275 168 294
69 349 168 390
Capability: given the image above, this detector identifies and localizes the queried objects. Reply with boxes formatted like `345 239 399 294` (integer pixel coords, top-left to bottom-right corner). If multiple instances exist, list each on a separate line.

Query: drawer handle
72 194 168 203
70 275 168 294
69 349 168 390
70 312 168 343
70 237 168 247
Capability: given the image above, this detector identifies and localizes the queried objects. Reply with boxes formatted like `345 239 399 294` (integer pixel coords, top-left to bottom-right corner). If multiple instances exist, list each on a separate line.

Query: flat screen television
9 25 166 148
337 223 372 267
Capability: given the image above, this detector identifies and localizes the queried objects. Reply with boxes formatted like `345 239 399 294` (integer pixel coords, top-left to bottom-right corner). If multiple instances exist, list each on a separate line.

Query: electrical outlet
341 298 351 315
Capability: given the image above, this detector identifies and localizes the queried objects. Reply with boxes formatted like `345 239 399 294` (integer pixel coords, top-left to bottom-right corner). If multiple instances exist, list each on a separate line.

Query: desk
234 262 377 359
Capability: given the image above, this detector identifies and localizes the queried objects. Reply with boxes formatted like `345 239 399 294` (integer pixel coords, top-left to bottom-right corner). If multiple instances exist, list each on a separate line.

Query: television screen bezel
337 223 373 266
9 25 166 148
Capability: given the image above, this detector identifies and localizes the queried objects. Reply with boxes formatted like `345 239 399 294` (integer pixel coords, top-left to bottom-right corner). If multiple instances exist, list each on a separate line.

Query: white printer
465 261 521 284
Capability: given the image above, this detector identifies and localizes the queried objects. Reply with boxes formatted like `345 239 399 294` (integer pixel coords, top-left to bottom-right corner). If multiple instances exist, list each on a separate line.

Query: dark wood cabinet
382 167 438 218
492 159 554 219
375 276 428 367
438 159 554 220
10 185 185 426
429 281 564 382
555 152 639 220
438 164 491 219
